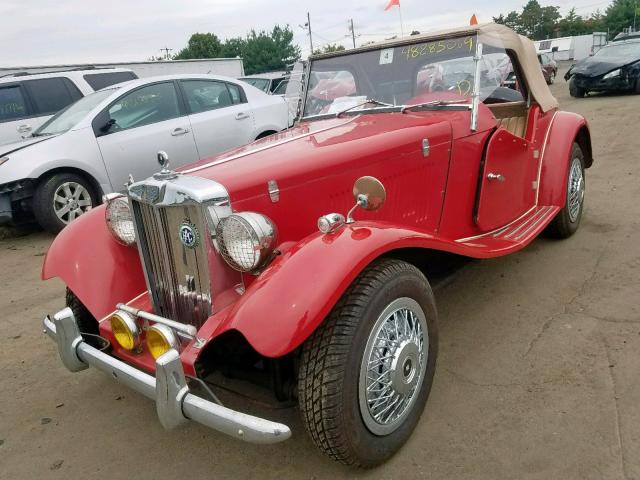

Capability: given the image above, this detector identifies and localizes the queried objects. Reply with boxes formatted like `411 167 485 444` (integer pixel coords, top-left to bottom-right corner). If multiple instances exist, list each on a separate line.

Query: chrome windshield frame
470 40 484 132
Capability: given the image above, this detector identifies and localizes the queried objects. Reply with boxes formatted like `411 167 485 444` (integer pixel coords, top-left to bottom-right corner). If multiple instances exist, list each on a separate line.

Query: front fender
538 111 591 207
202 222 461 358
42 205 146 320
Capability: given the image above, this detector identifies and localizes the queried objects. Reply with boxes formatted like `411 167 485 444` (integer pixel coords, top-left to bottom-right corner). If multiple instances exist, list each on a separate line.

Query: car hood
569 55 640 78
179 112 458 205
0 135 59 157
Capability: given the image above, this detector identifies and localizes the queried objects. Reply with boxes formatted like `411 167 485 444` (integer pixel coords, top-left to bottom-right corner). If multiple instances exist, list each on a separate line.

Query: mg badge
178 222 199 249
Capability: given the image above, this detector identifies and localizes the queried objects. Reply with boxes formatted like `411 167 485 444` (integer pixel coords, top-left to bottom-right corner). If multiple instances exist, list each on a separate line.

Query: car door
0 82 32 144
95 81 199 190
179 79 255 159
475 61 538 231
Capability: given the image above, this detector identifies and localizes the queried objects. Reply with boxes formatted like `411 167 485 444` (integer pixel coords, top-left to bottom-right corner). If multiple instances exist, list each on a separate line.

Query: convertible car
42 24 592 467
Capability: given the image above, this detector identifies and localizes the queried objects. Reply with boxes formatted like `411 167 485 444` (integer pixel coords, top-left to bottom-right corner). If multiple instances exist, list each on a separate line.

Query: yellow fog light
146 324 179 359
109 312 140 351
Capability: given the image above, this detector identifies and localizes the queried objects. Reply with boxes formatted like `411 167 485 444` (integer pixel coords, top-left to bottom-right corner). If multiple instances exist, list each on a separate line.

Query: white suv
0 68 137 144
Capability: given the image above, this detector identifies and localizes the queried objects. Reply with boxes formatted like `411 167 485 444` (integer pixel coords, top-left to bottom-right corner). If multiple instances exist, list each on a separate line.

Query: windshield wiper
336 98 395 118
30 132 53 137
400 100 471 113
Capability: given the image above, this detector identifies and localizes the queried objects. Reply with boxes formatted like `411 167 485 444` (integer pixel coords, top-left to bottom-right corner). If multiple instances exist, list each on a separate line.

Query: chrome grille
132 200 212 329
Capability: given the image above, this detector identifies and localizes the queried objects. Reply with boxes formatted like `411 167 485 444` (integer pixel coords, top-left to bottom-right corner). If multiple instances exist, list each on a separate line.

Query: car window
181 80 238 114
270 78 284 93
83 71 138 90
273 80 289 95
241 78 270 92
23 77 82 115
107 82 180 130
0 85 29 122
226 83 243 104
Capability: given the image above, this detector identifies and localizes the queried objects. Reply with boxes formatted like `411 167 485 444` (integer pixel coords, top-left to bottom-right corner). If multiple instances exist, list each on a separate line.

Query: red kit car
42 24 592 467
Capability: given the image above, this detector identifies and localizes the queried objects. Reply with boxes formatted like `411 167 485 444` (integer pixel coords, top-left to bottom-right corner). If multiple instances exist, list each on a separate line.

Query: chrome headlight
216 212 277 272
603 69 621 79
105 195 136 246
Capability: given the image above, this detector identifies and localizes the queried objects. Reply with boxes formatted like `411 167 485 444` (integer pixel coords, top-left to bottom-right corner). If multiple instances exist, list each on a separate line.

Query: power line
159 46 173 60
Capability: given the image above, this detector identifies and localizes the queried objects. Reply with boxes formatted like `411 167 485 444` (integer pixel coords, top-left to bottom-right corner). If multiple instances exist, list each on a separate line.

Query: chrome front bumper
43 308 291 444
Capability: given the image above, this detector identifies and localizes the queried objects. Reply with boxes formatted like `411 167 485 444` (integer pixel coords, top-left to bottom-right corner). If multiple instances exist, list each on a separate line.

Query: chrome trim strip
455 206 536 243
181 116 359 174
513 206 554 241
43 309 291 444
503 205 550 239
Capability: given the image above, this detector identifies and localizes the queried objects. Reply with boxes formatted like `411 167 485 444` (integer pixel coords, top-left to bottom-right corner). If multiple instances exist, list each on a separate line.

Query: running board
454 205 560 256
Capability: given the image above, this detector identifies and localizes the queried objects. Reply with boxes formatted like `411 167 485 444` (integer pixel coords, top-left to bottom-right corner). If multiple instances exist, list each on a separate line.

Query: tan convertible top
311 23 559 113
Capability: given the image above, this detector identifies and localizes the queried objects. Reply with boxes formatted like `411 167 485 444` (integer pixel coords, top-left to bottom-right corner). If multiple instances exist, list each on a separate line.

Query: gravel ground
0 66 638 479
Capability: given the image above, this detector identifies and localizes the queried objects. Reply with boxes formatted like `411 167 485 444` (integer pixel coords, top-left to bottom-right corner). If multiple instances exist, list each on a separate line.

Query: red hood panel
180 113 459 203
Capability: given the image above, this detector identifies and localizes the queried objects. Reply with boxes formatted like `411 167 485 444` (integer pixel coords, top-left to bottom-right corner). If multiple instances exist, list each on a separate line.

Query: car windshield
593 41 640 62
34 88 115 136
302 34 518 118
240 78 270 92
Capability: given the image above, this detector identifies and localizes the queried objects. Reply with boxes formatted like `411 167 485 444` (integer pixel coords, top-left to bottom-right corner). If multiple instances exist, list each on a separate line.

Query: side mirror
347 176 386 223
352 176 386 211
100 118 117 133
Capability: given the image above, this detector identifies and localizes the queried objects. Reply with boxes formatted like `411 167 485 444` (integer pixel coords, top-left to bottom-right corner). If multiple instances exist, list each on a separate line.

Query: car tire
32 173 98 234
547 143 585 239
298 258 438 467
569 78 585 98
65 288 99 335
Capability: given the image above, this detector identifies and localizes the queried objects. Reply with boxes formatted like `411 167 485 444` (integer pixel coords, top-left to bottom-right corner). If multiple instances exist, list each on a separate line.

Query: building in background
0 58 244 79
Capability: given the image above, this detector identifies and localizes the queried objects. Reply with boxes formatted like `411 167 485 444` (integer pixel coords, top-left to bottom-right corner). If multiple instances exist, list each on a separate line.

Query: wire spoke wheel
567 156 585 223
359 297 428 436
53 181 93 224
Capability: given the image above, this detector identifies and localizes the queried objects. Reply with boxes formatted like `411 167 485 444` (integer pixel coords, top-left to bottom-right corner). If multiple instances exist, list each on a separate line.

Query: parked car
238 72 287 94
538 52 558 84
0 74 288 232
0 68 137 145
565 37 640 97
42 24 592 467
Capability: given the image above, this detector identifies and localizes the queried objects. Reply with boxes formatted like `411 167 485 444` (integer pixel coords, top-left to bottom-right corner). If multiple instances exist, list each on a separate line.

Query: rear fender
201 222 461 358
41 205 146 320
538 112 592 207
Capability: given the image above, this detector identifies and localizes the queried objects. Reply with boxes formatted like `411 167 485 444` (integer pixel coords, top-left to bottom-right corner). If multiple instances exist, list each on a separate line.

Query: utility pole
160 47 173 60
349 18 356 48
306 12 314 54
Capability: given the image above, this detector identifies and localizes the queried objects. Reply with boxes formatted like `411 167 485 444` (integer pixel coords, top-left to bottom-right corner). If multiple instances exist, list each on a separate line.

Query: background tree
174 33 223 59
605 0 639 36
242 25 301 74
173 25 300 75
494 0 625 39
313 44 346 55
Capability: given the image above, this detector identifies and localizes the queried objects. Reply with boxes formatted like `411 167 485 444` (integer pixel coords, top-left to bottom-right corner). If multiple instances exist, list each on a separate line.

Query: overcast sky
0 0 611 67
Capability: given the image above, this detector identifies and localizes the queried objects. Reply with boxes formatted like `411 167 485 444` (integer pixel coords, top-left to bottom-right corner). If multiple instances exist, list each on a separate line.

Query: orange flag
470 14 478 25
385 0 400 10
